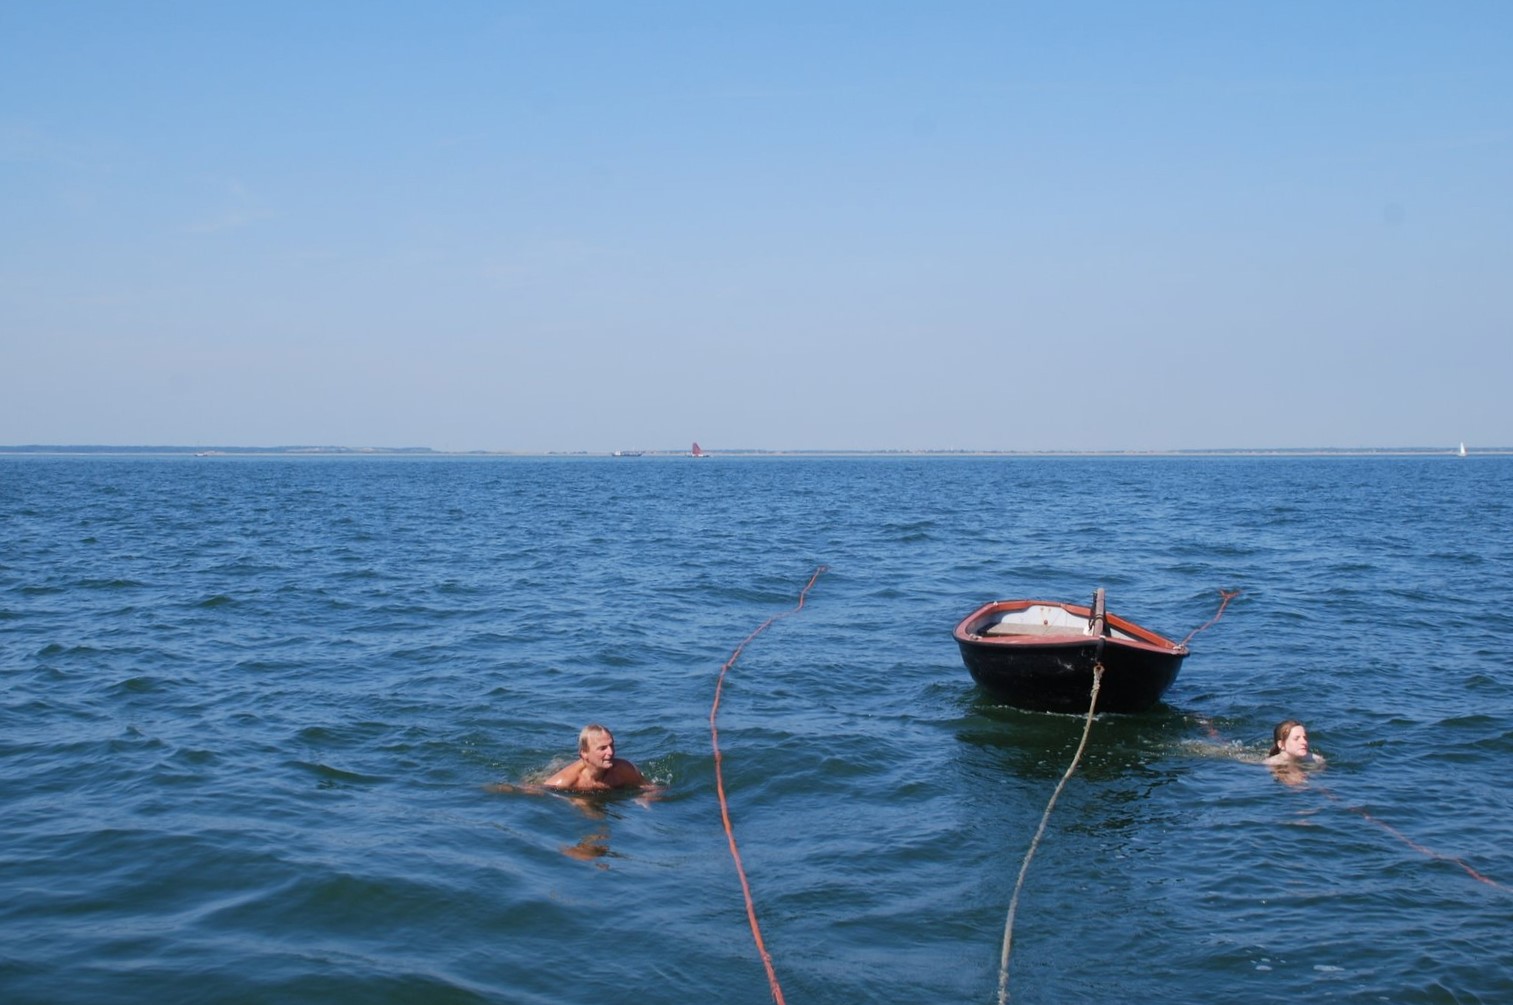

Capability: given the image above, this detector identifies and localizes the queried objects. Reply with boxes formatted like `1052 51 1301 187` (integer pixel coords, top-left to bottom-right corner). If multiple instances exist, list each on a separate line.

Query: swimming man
487 723 651 794
543 724 649 791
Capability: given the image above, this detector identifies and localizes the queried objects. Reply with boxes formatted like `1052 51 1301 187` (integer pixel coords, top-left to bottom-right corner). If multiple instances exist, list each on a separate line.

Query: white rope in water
996 664 1104 1005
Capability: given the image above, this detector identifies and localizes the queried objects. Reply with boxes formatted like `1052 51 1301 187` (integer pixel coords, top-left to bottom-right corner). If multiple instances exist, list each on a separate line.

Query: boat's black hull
956 638 1185 714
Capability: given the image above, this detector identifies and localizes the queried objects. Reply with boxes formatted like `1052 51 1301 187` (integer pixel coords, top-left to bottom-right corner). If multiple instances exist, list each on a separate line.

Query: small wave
36 641 101 657
287 759 387 787
112 675 171 695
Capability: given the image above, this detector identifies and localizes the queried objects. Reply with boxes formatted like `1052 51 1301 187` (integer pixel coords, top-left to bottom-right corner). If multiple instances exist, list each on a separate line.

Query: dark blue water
3 455 1510 1004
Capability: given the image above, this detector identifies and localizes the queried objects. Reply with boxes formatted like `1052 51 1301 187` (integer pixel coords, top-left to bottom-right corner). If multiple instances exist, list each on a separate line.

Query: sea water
2 454 1509 1004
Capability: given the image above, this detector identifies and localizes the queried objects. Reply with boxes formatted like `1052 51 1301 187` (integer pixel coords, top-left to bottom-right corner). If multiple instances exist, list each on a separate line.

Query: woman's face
1281 725 1310 758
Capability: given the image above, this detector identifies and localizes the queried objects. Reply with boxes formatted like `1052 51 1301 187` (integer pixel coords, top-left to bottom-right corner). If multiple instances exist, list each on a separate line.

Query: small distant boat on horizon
1458 442 1468 458
691 441 709 458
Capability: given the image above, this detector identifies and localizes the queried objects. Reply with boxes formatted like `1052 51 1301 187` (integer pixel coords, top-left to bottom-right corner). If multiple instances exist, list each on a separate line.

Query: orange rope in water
710 565 828 1005
1178 588 1242 648
1317 789 1509 892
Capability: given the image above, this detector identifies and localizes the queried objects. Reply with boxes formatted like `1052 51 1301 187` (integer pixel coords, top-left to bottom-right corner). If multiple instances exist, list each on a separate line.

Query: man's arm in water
483 781 551 794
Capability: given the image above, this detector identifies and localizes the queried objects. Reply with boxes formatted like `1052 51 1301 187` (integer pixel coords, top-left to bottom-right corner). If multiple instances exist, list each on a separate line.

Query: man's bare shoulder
606 759 647 786
544 762 590 789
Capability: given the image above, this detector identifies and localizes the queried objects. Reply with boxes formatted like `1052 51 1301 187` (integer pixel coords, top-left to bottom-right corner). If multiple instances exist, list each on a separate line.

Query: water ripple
1 455 1510 1004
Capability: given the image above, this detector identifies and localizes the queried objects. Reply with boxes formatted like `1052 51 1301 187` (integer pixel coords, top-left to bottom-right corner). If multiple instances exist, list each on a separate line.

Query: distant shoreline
2 445 1505 458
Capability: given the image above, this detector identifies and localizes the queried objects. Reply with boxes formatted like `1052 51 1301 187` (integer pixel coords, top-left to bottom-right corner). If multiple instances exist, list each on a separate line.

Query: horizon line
1 444 1503 458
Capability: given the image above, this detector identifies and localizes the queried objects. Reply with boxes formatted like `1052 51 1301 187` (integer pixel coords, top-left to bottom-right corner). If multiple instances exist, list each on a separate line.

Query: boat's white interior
981 604 1136 639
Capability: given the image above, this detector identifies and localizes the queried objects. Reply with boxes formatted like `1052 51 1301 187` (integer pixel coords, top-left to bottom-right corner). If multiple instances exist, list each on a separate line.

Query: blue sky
3 1 1509 451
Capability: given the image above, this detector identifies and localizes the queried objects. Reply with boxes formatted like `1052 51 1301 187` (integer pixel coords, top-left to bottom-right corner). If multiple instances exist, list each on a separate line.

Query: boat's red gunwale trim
952 599 1188 655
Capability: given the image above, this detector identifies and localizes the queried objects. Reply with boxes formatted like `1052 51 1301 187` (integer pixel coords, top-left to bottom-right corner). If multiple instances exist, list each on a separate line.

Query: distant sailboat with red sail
691 441 708 458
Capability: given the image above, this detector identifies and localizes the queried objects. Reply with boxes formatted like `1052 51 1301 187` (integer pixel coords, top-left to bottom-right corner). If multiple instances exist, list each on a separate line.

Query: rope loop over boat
996 661 1105 1005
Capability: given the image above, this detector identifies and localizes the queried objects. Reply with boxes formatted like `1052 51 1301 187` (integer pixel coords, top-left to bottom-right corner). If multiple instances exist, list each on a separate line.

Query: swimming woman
1264 719 1324 783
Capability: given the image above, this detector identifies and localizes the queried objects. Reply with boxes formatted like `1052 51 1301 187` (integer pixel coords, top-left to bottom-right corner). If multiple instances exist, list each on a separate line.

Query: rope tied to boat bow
997 661 1105 1005
996 588 1239 1000
1178 588 1242 648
